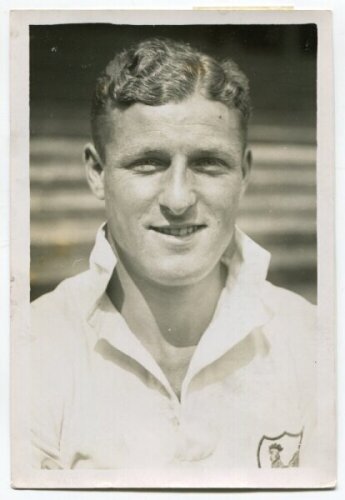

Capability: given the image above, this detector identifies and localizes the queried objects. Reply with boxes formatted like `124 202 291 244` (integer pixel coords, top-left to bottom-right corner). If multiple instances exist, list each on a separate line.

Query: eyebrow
189 148 237 160
118 148 170 163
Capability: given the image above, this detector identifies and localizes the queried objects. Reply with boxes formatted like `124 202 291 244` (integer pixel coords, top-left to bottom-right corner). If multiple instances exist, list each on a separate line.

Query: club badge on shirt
257 429 304 468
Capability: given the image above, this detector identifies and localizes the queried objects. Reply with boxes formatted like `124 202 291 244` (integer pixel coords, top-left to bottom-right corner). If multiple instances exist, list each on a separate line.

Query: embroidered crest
257 429 304 468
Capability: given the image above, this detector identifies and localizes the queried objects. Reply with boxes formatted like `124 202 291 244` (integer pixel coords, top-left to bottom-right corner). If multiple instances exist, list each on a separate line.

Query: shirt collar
222 226 271 293
180 228 272 398
86 222 271 321
86 223 273 400
89 222 117 276
85 223 117 321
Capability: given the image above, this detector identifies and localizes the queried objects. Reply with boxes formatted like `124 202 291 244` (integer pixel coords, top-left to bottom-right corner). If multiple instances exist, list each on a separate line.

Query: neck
107 259 227 350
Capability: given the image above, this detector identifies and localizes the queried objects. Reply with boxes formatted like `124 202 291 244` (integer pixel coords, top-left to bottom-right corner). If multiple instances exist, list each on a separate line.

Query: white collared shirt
31 225 317 471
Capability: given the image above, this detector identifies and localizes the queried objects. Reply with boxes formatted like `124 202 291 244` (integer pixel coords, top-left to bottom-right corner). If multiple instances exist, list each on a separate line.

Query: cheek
202 177 243 219
104 171 157 221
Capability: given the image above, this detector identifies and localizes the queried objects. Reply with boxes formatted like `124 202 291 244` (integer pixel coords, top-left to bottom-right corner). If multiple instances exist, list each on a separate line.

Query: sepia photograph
10 9 335 489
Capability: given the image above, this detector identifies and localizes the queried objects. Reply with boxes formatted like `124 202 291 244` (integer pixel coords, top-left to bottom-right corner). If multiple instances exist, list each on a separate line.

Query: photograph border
10 8 335 490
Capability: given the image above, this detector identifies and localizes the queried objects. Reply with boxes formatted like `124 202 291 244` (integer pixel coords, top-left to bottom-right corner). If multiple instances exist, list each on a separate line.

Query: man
268 443 285 468
31 38 316 471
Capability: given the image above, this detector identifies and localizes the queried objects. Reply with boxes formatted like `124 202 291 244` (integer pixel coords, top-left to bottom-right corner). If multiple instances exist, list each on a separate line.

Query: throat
107 260 227 394
155 343 197 399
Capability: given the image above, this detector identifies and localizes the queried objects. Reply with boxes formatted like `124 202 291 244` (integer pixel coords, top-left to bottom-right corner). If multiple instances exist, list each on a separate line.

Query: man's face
269 448 280 462
89 94 251 287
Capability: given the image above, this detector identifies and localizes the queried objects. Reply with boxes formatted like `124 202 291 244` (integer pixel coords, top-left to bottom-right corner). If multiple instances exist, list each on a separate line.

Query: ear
84 143 105 200
240 148 252 195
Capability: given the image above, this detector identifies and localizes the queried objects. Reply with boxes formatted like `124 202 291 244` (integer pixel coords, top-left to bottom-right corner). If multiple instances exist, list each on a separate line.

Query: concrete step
29 163 316 189
30 189 316 214
29 134 317 304
30 137 316 164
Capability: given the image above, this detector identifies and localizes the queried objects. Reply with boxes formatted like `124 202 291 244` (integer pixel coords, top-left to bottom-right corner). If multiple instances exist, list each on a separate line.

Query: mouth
149 224 206 237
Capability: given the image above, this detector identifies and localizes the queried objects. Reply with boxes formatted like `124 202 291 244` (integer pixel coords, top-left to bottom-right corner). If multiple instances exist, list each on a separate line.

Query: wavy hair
91 38 251 157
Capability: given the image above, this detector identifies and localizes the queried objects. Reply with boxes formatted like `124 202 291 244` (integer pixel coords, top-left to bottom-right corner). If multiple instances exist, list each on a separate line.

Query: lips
150 224 206 237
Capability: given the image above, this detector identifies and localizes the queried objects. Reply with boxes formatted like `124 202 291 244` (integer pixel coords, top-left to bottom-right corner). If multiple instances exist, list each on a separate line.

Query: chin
145 261 217 288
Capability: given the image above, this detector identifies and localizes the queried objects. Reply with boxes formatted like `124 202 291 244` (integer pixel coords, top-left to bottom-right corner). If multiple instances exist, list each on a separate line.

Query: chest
58 350 306 470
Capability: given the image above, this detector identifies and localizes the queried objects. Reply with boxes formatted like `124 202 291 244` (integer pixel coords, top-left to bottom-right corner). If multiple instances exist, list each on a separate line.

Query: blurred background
30 24 317 303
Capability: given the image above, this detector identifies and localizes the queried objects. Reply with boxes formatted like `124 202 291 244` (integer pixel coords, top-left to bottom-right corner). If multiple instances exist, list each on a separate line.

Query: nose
158 160 196 216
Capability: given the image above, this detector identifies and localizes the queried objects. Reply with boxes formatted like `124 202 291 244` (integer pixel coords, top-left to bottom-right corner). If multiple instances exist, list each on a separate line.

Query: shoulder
262 280 316 336
261 281 317 391
31 271 91 324
262 280 316 317
30 273 94 464
30 270 94 355
30 270 97 397
260 281 317 371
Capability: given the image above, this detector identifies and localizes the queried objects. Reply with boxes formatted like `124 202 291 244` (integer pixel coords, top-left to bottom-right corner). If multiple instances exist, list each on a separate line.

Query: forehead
102 94 244 157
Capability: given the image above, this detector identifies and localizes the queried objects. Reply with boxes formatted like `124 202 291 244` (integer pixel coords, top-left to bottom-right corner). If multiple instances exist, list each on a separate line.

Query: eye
127 158 168 174
191 157 230 174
